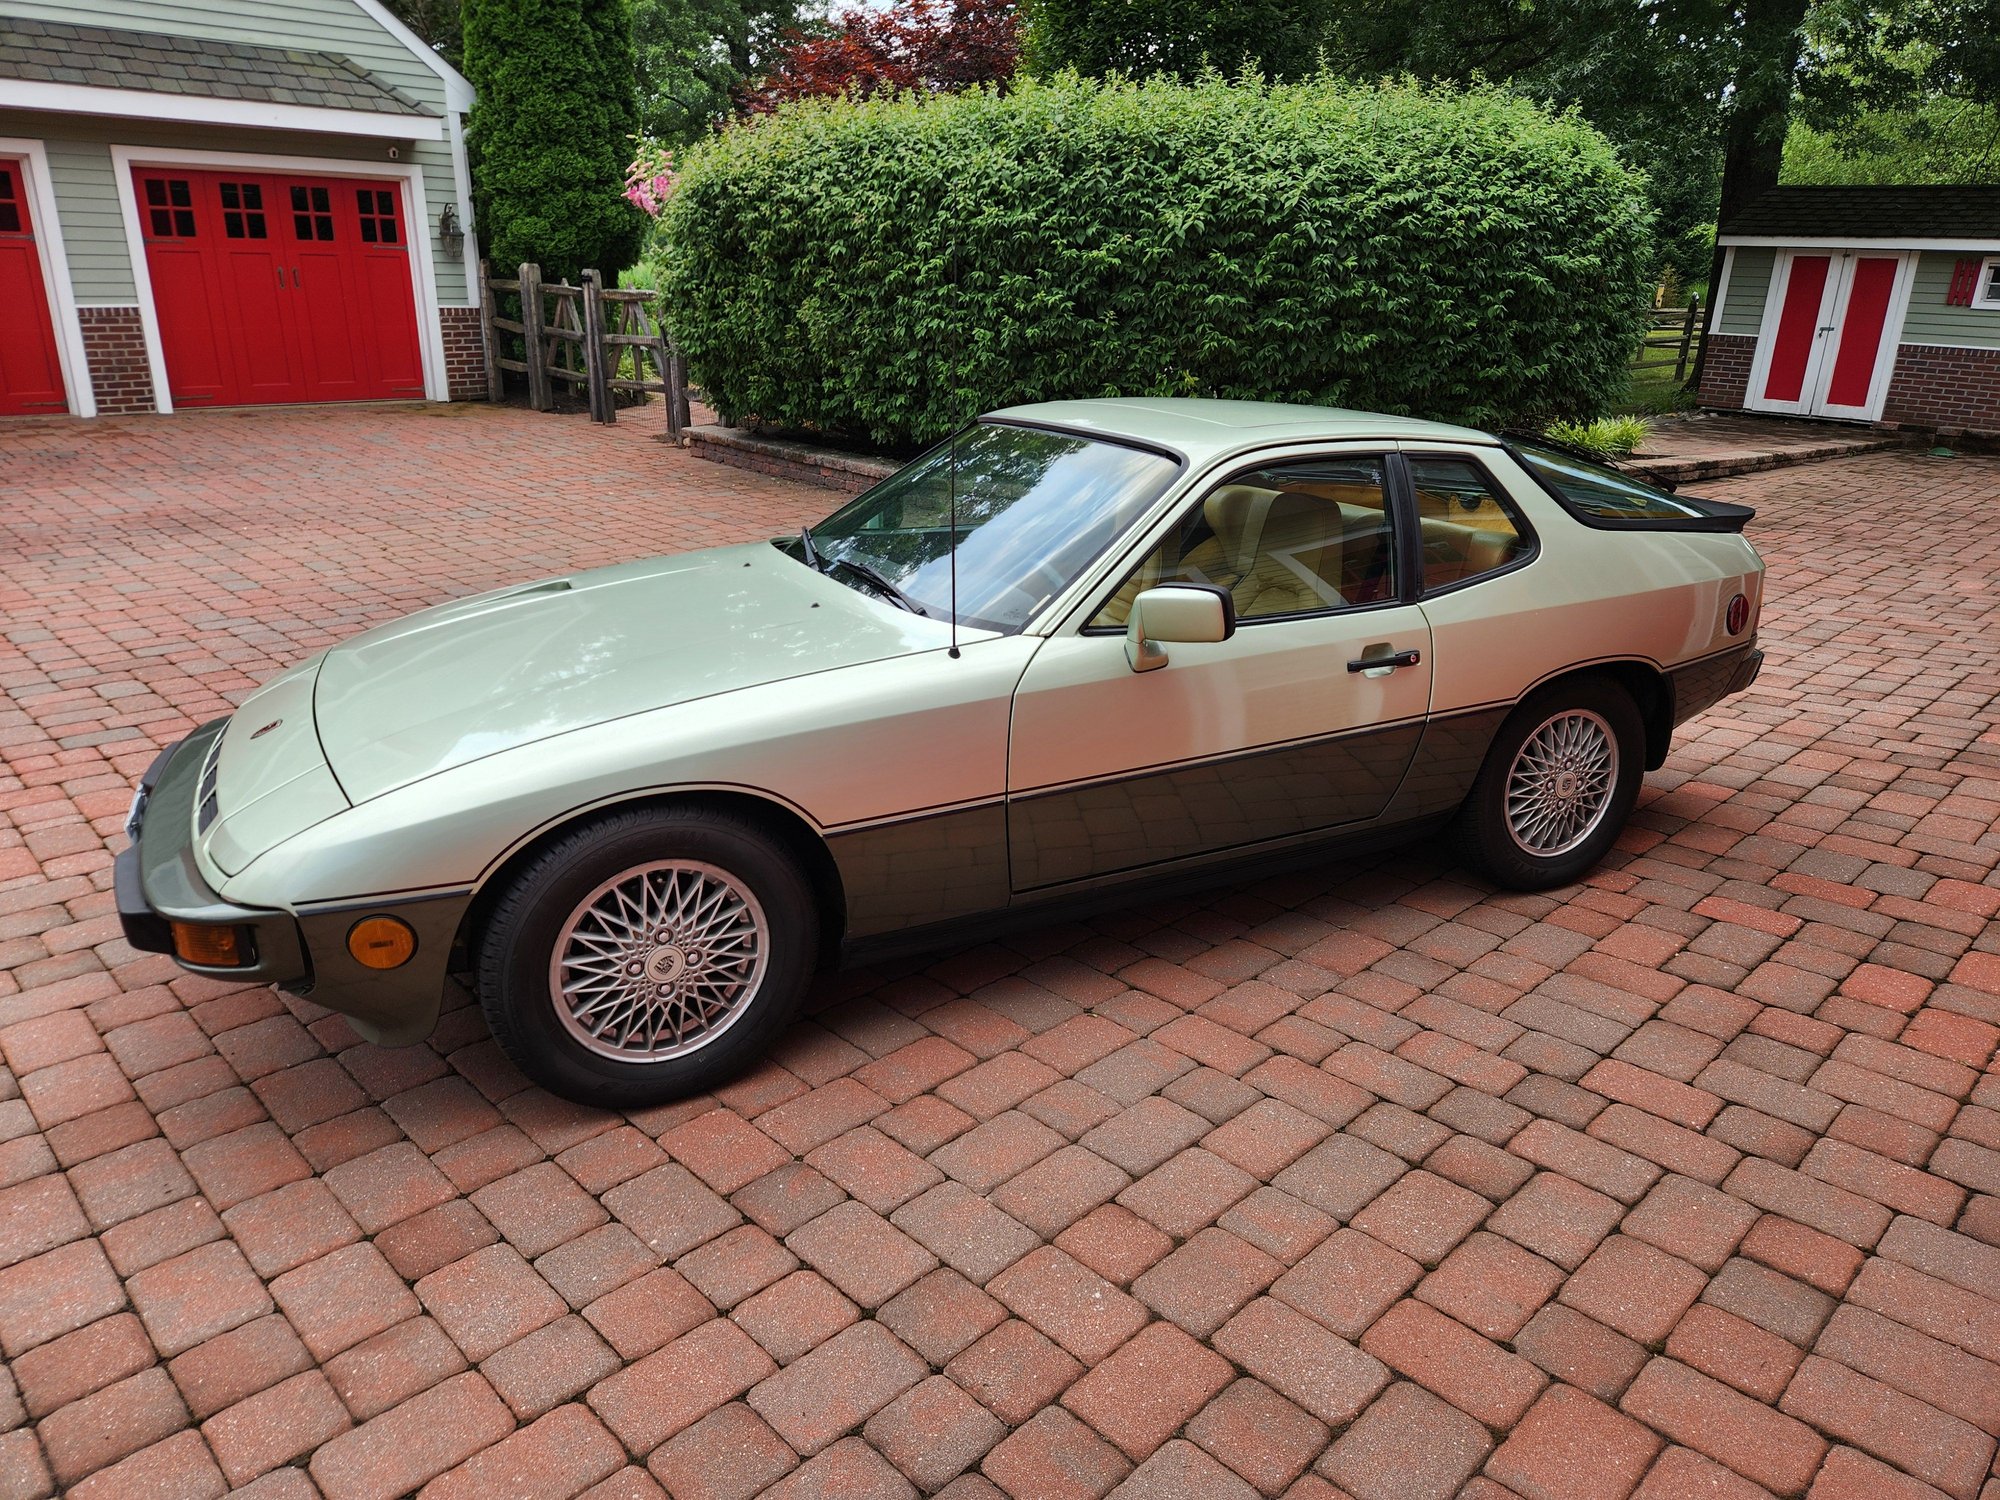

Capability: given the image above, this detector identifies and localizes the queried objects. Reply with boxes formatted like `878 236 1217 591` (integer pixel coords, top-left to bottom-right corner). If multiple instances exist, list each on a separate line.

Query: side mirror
1126 584 1235 672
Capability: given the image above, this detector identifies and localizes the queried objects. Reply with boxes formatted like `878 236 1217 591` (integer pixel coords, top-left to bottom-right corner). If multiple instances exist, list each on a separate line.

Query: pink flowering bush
624 139 677 218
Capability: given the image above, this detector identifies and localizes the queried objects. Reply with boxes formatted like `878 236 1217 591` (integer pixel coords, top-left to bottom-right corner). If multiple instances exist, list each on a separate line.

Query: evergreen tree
463 0 648 282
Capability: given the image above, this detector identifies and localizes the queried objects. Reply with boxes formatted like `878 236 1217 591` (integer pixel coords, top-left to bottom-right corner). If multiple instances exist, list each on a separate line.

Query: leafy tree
1022 0 1335 81
630 0 810 144
462 0 648 281
1784 98 2000 183
744 0 1020 110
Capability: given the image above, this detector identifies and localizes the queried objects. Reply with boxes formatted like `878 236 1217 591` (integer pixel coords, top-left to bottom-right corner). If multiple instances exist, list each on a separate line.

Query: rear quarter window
1509 440 1716 524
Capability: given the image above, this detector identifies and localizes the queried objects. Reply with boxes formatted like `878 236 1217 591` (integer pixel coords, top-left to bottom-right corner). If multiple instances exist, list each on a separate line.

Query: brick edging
78 306 155 415
688 424 900 494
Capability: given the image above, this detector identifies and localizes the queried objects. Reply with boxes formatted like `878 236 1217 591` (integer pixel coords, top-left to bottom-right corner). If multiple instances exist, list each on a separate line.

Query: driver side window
1091 456 1397 628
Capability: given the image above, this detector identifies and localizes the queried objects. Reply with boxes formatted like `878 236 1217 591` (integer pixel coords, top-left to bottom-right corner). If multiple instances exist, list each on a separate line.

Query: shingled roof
1720 185 2000 241
0 16 430 116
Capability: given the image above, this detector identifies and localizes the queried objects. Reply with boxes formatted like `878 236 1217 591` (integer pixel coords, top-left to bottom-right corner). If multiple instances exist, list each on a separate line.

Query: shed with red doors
1699 186 2000 436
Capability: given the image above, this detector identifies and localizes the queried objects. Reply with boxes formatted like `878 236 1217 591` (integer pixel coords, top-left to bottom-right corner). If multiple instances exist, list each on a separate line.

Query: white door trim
109 143 448 413
0 138 95 418
1744 249 1915 422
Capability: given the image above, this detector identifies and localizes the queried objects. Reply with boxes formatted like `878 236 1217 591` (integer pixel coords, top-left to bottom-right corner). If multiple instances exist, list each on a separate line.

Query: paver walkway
0 405 1996 1500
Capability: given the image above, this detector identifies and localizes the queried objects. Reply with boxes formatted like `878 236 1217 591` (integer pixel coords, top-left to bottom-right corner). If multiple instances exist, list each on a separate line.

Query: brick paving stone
1318 1381 1494 1500
202 1369 352 1485
421 1401 625 1500
5 426 2000 1500
748 1319 929 1457
1622 1357 1828 1495
647 1402 799 1500
1484 1384 1664 1500
1060 1320 1234 1461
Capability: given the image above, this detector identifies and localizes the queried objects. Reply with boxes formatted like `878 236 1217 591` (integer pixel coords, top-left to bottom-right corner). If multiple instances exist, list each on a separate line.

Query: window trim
1500 438 1754 533
1975 255 2000 310
1394 450 1541 601
1079 449 1410 634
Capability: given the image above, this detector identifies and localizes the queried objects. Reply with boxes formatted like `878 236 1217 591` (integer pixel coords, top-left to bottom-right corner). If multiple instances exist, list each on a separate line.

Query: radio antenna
946 238 961 660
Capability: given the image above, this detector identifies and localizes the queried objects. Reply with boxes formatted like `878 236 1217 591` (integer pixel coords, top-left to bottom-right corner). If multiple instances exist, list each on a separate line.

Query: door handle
275 267 284 288
291 267 300 287
1348 647 1421 675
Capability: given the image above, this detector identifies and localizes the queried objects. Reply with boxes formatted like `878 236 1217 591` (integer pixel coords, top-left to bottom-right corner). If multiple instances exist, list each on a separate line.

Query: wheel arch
1523 658 1673 771
452 789 849 976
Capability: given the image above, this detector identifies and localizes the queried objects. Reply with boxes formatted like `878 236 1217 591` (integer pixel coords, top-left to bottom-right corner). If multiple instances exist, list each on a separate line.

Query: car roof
985 397 1499 464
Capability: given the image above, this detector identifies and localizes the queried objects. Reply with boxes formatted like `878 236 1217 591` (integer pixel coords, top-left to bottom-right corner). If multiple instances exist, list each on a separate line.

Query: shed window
1976 257 2000 309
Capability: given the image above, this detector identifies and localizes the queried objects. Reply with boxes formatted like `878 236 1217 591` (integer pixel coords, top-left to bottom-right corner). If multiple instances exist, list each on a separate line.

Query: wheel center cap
1554 772 1580 800
645 947 688 983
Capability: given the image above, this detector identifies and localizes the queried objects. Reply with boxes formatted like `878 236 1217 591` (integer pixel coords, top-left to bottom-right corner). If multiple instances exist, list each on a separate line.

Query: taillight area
1726 593 1750 635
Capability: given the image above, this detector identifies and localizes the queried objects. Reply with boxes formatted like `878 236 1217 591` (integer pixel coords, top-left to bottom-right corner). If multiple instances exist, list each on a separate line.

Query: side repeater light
1726 594 1750 635
347 916 417 970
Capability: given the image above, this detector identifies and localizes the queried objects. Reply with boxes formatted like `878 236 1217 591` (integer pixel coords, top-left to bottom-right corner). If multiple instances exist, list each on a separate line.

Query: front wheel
1454 678 1644 890
476 805 819 1108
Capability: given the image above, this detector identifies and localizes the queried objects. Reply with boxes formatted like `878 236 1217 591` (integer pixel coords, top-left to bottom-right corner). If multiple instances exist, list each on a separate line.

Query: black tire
476 804 818 1108
1454 675 1645 891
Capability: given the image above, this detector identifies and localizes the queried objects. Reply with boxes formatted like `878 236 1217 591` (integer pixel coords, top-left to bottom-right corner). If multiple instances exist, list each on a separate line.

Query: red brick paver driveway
1 406 1996 1500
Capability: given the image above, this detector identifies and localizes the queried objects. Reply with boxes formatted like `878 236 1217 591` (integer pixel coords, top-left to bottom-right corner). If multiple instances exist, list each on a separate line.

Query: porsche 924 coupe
119 399 1764 1105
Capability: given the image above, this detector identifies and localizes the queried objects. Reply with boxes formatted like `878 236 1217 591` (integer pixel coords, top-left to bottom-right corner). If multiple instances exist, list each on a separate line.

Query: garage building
0 0 485 417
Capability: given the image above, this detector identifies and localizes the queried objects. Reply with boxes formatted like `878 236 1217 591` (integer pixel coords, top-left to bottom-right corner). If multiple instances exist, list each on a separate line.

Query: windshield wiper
798 525 825 571
828 555 928 616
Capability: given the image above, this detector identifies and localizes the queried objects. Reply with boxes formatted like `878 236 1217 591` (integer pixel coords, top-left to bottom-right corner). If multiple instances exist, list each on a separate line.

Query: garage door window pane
145 179 196 238
220 182 266 240
357 188 399 245
291 185 334 241
1409 458 1529 590
1094 457 1397 626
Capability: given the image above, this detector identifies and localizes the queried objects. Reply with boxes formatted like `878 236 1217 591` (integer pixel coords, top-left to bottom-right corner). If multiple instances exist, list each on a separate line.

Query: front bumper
118 725 470 1047
116 722 310 984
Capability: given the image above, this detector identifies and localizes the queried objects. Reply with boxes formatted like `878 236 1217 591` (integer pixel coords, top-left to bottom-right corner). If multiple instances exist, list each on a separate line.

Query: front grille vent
196 743 221 833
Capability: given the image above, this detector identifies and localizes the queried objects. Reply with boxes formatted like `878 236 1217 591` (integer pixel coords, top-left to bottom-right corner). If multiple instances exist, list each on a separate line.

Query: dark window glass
806 423 1182 633
168 180 191 207
1408 457 1530 590
1512 439 1711 523
150 208 173 237
294 214 314 239
221 182 240 208
1094 456 1397 627
224 211 243 237
360 219 377 243
356 187 399 246
310 186 329 212
290 185 307 211
145 179 166 206
0 204 18 234
174 209 196 236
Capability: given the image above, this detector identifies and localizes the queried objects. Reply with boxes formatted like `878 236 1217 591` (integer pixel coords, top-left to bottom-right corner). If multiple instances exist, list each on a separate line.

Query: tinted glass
807 423 1180 633
1512 439 1711 523
1092 456 1396 627
1408 457 1529 590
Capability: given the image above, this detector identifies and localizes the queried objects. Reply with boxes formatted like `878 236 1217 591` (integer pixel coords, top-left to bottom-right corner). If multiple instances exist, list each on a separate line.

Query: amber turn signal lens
347 916 417 970
171 921 247 967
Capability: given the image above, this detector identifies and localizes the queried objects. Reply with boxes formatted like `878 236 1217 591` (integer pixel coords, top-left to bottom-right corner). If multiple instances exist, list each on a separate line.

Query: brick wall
1697 333 1756 410
1882 343 2000 436
79 307 155 415
438 306 488 402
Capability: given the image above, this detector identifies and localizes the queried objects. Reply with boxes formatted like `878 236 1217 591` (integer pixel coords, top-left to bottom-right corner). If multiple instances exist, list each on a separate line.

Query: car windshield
799 422 1181 633
1510 438 1713 523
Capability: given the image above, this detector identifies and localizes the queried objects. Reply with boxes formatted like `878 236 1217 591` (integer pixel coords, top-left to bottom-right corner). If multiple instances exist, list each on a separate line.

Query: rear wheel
476 805 818 1107
1455 677 1644 890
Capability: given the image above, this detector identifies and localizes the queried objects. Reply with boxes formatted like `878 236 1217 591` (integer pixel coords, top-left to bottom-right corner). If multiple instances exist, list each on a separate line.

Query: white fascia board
3 80 442 140
349 0 475 111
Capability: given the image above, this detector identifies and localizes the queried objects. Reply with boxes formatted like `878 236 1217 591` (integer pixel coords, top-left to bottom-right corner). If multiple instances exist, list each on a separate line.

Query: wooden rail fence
1633 296 1702 383
480 260 692 441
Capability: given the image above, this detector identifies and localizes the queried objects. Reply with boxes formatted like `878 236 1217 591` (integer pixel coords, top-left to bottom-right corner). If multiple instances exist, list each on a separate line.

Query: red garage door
136 167 425 407
0 160 68 416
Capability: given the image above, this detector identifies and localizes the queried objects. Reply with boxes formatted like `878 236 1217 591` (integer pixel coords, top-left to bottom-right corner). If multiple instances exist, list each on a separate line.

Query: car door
1007 448 1434 890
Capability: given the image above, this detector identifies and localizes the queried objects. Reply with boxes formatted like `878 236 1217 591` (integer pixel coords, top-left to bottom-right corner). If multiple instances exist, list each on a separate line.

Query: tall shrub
464 0 647 282
658 75 1655 446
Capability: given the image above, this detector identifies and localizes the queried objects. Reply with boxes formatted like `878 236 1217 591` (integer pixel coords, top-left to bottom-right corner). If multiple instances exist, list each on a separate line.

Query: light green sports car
120 399 1764 1105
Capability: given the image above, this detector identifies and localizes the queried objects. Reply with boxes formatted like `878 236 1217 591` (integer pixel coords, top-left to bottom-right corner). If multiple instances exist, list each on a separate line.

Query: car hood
314 542 953 803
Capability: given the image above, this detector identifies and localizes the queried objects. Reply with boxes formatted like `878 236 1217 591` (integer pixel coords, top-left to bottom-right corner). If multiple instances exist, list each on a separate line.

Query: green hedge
657 75 1655 447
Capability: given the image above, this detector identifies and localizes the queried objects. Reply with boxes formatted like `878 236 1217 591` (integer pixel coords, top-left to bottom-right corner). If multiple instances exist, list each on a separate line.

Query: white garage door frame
0 136 95 417
109 142 449 414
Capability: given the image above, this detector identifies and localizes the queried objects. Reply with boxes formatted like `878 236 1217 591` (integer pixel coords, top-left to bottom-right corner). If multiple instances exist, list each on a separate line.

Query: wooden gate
479 260 691 441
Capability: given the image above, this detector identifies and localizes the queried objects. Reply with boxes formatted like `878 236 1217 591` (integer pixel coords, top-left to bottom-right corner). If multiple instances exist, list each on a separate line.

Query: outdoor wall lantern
439 204 465 257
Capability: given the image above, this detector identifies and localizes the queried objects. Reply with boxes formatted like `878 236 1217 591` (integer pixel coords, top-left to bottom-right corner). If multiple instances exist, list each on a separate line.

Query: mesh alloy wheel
1503 708 1618 857
547 860 769 1062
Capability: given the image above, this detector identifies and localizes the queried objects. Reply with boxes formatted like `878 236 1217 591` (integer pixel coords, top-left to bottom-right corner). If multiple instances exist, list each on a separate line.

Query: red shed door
0 161 69 416
1811 254 1905 420
1758 253 1832 408
136 166 425 407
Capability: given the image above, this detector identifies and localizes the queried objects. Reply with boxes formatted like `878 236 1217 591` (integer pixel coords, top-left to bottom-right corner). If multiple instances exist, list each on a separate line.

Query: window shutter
1946 257 1981 306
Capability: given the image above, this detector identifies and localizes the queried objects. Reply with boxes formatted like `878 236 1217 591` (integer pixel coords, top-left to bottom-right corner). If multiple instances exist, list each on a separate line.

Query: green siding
0 0 470 305
1901 251 2000 350
1717 247 1774 336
